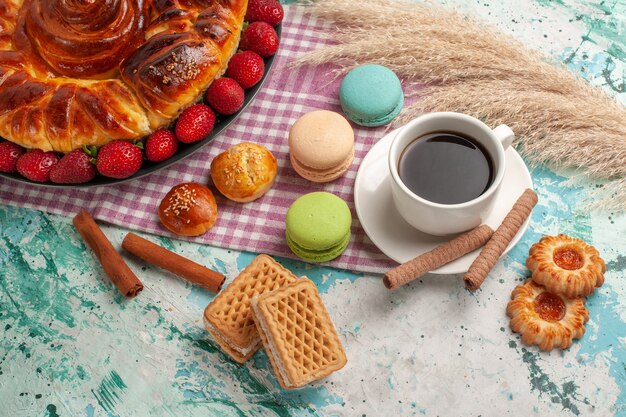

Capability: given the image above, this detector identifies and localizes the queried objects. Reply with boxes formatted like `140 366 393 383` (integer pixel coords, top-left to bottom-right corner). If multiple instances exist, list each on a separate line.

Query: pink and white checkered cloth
0 6 397 274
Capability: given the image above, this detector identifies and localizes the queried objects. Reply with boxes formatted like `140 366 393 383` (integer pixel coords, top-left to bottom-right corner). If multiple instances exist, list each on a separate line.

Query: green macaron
285 192 352 263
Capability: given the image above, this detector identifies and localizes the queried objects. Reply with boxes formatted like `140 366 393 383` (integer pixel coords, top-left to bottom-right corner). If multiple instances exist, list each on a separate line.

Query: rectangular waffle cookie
203 254 298 363
250 278 347 389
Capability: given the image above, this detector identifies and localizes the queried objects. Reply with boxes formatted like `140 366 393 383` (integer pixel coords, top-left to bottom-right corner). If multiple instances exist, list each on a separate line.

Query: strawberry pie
0 0 248 152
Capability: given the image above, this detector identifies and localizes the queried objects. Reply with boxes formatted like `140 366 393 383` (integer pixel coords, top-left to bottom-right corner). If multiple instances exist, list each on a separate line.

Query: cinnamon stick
73 210 143 298
122 233 225 293
464 189 538 291
383 224 494 290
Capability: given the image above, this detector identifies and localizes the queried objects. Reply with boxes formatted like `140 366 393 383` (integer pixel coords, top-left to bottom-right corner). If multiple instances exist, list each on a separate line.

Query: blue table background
1 1 625 416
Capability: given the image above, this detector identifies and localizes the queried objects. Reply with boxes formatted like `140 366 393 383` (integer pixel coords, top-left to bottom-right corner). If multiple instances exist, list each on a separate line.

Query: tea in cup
388 112 514 235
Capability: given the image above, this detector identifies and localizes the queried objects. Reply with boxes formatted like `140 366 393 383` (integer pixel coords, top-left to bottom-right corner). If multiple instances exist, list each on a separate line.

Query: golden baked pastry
0 0 247 152
158 183 217 237
506 279 589 351
527 234 605 298
210 142 277 202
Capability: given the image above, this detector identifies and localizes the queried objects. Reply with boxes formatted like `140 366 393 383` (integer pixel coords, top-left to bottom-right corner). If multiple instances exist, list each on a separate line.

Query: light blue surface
339 64 404 126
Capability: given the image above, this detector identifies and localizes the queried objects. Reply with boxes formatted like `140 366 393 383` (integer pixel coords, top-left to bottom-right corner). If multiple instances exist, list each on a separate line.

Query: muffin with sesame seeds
210 142 278 203
158 183 217 236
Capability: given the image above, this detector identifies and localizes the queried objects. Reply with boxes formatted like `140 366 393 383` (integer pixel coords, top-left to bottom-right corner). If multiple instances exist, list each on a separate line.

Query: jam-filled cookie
506 280 589 351
526 234 605 298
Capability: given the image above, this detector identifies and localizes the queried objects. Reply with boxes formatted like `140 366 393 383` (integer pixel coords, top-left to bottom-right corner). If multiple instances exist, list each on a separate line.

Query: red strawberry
96 140 143 179
240 22 279 58
175 104 216 143
0 141 25 173
205 78 245 115
145 129 179 162
49 148 97 184
245 0 284 26
226 51 265 89
16 149 59 182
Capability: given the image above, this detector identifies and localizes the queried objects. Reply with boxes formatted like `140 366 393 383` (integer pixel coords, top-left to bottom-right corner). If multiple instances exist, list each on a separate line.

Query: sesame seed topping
164 184 198 215
162 50 201 81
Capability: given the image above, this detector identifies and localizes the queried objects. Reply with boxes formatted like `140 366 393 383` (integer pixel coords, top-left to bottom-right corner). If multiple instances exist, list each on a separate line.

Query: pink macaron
288 110 355 183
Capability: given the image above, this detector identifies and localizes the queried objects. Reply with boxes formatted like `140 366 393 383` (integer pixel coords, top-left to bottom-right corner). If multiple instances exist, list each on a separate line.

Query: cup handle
492 124 514 151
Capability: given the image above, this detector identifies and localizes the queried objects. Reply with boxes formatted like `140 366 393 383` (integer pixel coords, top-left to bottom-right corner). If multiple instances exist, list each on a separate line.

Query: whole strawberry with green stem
245 0 284 26
240 21 279 58
96 140 143 179
16 149 59 182
226 51 265 89
0 141 25 173
205 77 245 115
50 147 97 184
175 104 216 143
145 129 179 162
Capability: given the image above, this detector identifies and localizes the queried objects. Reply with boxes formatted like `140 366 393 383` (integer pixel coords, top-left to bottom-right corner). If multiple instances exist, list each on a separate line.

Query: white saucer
354 129 534 275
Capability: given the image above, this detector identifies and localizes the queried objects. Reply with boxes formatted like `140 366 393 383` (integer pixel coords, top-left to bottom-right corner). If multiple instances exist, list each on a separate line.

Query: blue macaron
339 64 404 127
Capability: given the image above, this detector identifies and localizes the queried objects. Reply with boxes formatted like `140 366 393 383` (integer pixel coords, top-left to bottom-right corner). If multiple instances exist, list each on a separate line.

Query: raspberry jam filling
553 247 584 271
534 292 566 322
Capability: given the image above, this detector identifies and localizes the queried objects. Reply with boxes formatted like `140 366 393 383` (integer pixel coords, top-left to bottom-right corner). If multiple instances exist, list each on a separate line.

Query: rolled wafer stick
383 225 494 290
73 210 143 298
122 233 225 293
464 189 538 291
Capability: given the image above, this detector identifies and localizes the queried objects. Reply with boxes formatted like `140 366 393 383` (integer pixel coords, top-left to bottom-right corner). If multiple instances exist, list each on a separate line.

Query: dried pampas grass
291 0 626 210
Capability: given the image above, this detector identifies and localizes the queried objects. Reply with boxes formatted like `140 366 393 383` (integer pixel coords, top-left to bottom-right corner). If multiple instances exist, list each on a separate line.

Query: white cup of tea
388 112 514 236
